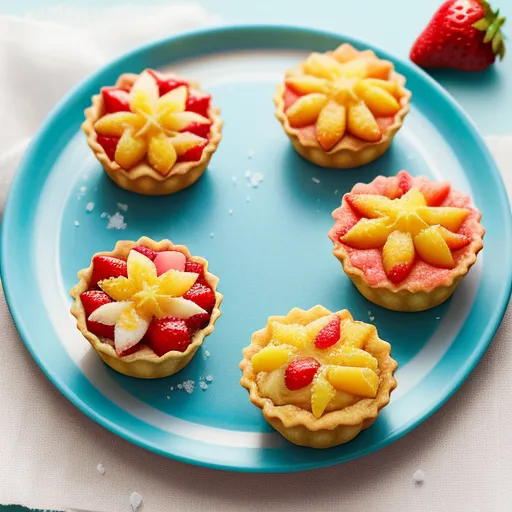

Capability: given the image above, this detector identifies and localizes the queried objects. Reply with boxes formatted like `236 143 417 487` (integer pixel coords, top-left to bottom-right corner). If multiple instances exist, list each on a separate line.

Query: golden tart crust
329 172 485 312
70 236 223 379
240 305 397 449
274 44 411 169
82 73 223 196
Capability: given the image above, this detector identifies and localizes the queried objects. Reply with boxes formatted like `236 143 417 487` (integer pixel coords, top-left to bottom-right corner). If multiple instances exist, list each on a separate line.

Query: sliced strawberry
132 245 157 261
183 282 216 312
186 313 210 332
284 357 321 391
184 121 212 139
396 170 414 196
419 181 451 206
387 262 414 284
185 260 205 278
118 344 142 357
186 90 211 117
80 290 115 339
177 141 207 163
101 87 131 114
96 135 119 161
146 69 188 95
314 318 341 349
146 317 191 356
90 255 128 289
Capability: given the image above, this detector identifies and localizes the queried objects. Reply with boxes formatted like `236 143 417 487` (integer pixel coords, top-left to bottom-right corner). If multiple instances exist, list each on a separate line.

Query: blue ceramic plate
2 25 511 472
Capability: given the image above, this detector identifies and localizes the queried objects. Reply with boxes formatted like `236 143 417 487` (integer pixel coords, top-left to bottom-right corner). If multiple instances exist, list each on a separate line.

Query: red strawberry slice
101 87 131 114
186 313 210 332
90 255 128 289
118 344 142 357
146 69 188 95
145 317 191 356
80 290 115 339
314 318 341 349
132 245 157 261
396 170 414 196
285 358 321 390
185 260 205 278
177 141 207 163
419 181 451 206
186 90 211 117
183 282 216 312
184 121 212 139
97 135 119 161
387 262 414 284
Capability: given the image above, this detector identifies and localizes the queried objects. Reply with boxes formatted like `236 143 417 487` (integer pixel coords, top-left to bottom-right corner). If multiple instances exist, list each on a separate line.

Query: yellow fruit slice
305 314 337 340
356 81 400 117
347 102 381 141
332 43 360 63
157 85 187 116
127 250 157 289
316 101 346 151
285 75 329 95
285 93 328 128
342 321 374 348
271 322 308 349
303 53 342 79
416 207 470 232
341 218 393 249
327 366 379 397
94 112 143 137
345 194 398 218
147 133 177 176
339 59 368 78
157 270 198 297
311 370 336 418
399 188 427 209
392 212 429 237
251 345 293 373
160 111 210 132
382 231 415 283
170 133 206 156
129 72 158 116
363 78 399 96
114 129 147 169
414 227 454 268
99 276 138 302
366 60 393 80
328 346 378 370
433 225 472 250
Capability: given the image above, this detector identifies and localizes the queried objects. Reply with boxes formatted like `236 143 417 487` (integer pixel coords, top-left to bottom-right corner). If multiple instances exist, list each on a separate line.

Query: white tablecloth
0 5 511 511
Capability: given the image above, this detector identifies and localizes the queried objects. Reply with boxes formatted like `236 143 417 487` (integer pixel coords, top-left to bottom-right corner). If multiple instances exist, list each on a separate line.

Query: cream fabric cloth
0 6 512 512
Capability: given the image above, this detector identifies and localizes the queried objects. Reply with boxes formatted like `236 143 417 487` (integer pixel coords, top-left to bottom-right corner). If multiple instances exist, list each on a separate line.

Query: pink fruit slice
154 251 186 275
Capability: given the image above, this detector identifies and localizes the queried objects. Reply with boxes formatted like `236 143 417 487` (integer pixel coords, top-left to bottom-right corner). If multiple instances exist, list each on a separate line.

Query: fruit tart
274 43 411 168
83 69 222 195
70 237 222 378
240 305 397 448
329 171 484 312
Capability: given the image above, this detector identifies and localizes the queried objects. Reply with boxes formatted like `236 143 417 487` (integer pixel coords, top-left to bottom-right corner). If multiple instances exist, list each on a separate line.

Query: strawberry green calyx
473 1 506 59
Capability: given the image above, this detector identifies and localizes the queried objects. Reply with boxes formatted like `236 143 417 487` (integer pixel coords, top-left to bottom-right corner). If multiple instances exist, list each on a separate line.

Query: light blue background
1 0 511 136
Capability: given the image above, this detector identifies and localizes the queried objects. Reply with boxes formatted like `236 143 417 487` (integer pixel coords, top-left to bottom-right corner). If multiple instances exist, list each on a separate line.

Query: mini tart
274 43 411 168
83 69 223 195
70 237 222 379
240 305 397 449
329 171 485 312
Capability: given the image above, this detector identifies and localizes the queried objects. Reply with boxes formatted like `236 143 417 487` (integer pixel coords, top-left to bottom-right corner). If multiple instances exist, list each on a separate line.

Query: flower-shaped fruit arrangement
83 69 222 195
329 171 484 312
70 237 222 378
274 43 411 168
240 305 397 448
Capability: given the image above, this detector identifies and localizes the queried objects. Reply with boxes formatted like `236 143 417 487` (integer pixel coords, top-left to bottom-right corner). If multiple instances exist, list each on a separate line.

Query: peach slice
382 231 415 283
285 93 328 128
130 72 158 116
339 59 367 78
148 133 177 175
311 370 337 418
160 111 210 132
391 212 429 237
434 225 472 250
157 269 199 297
285 76 329 95
271 322 308 350
316 101 346 151
341 218 393 249
347 102 381 142
355 82 400 117
414 226 454 268
94 112 143 137
418 181 451 206
157 85 187 116
416 206 470 232
303 53 342 79
341 321 374 349
331 43 360 63
326 366 379 397
399 188 427 209
114 129 147 169
345 193 397 218
365 60 393 80
170 133 207 156
251 345 293 373
328 346 378 370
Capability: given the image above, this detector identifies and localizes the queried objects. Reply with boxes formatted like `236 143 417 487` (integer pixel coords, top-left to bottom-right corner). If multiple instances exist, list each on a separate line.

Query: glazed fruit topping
252 312 380 418
94 70 212 174
284 43 406 149
341 172 472 283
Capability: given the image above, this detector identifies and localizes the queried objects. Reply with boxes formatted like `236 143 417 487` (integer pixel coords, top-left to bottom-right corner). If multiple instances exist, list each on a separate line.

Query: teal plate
2 25 511 472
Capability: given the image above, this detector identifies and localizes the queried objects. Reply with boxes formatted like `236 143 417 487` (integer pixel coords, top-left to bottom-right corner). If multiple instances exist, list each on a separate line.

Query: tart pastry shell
70 236 223 379
240 305 397 448
82 74 223 196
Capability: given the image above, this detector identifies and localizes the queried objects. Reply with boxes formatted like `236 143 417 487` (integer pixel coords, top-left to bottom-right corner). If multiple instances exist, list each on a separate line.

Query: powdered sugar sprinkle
130 491 143 511
107 212 127 230
312 177 320 184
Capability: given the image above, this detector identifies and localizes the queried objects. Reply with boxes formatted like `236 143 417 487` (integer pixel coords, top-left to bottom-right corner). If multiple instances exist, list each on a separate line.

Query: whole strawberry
410 0 506 71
